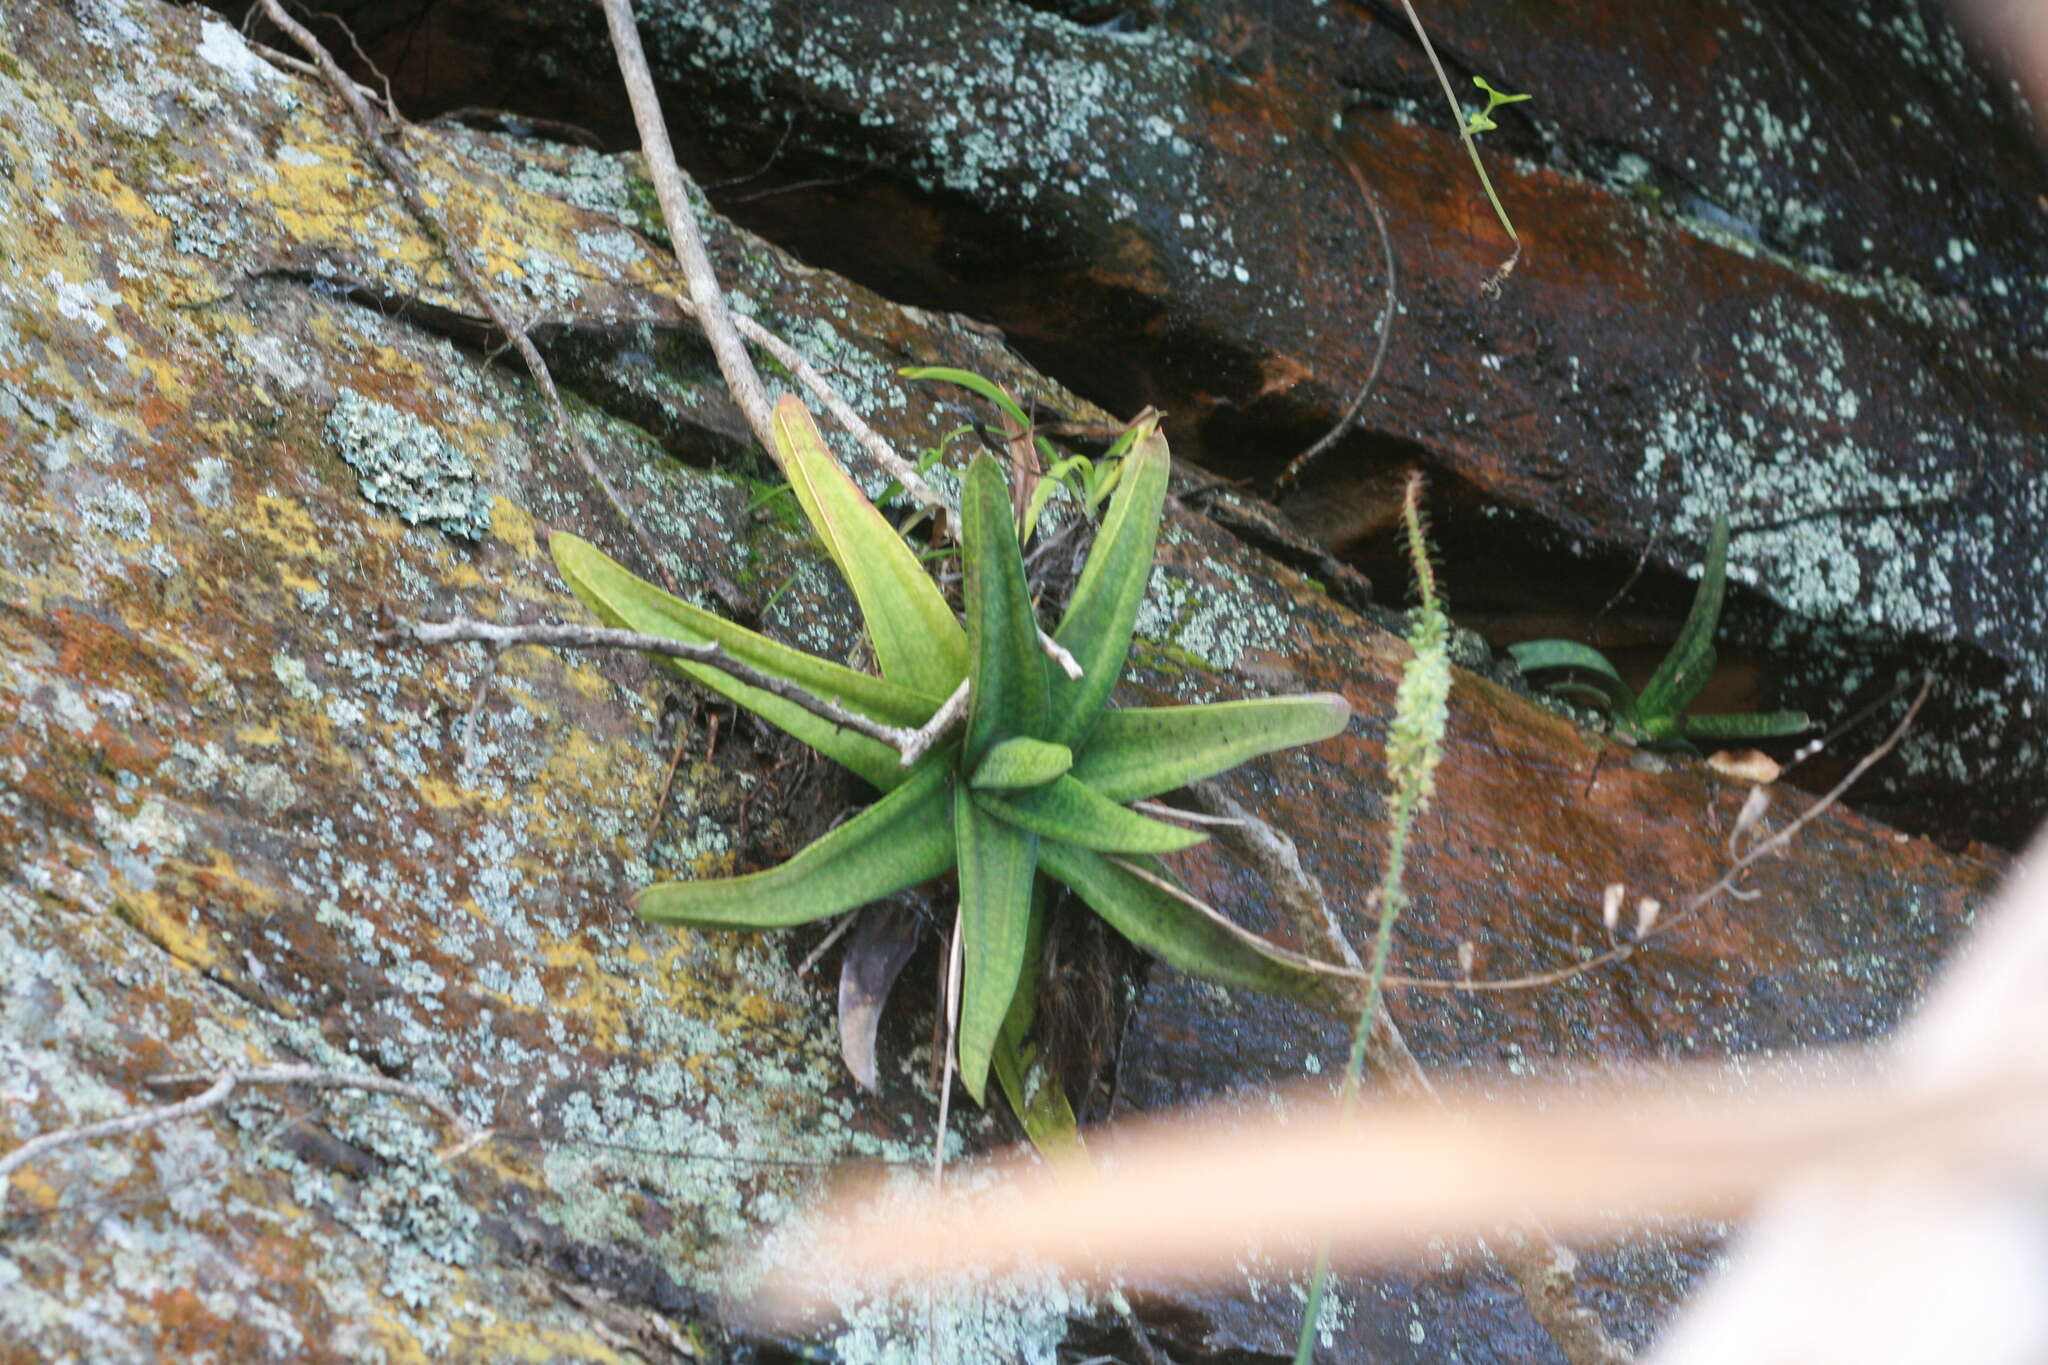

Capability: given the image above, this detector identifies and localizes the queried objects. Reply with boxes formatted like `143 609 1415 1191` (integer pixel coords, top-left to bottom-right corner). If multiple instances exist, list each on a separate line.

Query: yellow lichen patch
523 736 653 843
237 723 282 747
112 887 221 973
245 495 323 559
678 847 737 881
439 559 488 593
537 937 637 1051
736 992 788 1030
0 1166 61 1213
252 121 442 288
413 773 508 813
370 1301 637 1365
455 1140 546 1193
489 496 540 560
561 661 619 702
171 848 282 915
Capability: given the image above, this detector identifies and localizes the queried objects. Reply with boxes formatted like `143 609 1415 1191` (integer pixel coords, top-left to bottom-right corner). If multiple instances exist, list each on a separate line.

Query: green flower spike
552 394 1352 1106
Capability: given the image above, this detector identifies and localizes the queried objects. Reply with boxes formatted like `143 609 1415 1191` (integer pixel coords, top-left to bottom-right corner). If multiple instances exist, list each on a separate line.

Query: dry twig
1276 160 1397 492
598 0 776 447
598 0 948 514
897 679 972 768
1 1065 488 1212
1379 676 1930 994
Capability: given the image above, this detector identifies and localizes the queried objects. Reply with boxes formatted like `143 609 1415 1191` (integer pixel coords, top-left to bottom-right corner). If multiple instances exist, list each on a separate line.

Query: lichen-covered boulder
0 1 2008 1361
285 0 2048 845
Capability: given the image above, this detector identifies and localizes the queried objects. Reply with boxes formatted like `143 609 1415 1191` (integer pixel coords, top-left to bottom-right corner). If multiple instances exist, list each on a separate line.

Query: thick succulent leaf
962 454 1050 762
1069 693 1352 804
1040 842 1355 1004
988 885 1085 1163
636 764 953 927
953 780 1039 1104
1647 642 1717 727
1508 639 1640 720
552 532 931 789
971 737 1074 790
768 395 967 699
1637 514 1730 721
976 776 1205 854
1680 710 1811 740
837 900 924 1093
997 882 1046 1053
991 1037 1085 1167
1047 421 1170 747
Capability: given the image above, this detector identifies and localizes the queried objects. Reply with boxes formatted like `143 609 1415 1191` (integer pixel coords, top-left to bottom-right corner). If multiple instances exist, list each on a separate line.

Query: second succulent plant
555 395 1353 1109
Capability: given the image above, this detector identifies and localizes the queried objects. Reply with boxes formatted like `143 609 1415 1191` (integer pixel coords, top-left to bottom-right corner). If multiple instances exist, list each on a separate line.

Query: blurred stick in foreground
760 840 2048 1362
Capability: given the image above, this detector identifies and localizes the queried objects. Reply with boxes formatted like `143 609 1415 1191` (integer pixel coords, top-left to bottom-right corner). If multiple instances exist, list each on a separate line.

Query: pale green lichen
324 389 493 540
1132 526 1297 677
641 1 1255 285
1638 296 2045 680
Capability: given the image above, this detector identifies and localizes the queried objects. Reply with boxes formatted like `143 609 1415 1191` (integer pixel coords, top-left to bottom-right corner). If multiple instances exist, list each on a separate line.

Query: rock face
0 1 2017 1363
267 0 2048 846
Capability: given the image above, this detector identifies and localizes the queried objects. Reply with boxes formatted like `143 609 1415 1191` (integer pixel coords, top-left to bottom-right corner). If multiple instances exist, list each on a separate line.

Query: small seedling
1509 515 1809 746
554 395 1351 1123
1464 76 1531 135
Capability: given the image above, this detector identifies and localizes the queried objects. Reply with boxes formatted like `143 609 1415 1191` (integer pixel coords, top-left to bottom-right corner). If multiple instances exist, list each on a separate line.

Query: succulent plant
1510 514 1809 747
553 395 1351 1107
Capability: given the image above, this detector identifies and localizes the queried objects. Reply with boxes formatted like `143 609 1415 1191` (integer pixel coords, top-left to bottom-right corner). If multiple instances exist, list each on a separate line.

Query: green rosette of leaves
552 394 1352 1105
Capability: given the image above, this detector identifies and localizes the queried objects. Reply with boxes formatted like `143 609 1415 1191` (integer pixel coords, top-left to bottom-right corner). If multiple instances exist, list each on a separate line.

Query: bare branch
150 1065 474 1138
1037 629 1085 680
1131 800 1248 829
1276 160 1396 491
0 1076 237 1208
1383 675 1933 995
382 617 925 755
1153 786 1632 1363
1 1065 489 1213
599 0 776 447
727 312 947 511
898 679 971 768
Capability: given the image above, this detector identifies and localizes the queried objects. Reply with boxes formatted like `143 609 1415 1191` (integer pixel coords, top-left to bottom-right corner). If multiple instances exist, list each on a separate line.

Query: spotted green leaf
953 780 1038 1103
971 737 1074 790
975 776 1205 854
961 453 1050 763
1636 514 1730 721
551 531 933 790
1039 842 1356 1005
1071 693 1353 804
636 764 954 927
1047 420 1170 747
1507 639 1639 722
